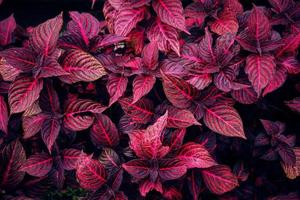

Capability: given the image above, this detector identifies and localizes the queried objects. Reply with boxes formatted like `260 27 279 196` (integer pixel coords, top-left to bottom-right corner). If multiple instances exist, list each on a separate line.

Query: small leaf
41 117 61 152
167 107 200 128
22 113 48 139
8 77 43 114
201 165 239 195
0 95 8 135
285 97 300 113
0 14 16 46
177 142 216 169
204 104 246 139
122 159 150 179
142 41 159 70
158 159 187 180
19 153 53 177
62 149 85 170
107 74 128 106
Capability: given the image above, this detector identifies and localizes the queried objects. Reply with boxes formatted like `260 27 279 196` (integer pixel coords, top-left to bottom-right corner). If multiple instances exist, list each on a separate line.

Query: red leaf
177 142 216 169
0 140 26 189
107 74 128 106
166 128 186 152
0 48 36 72
76 156 107 190
211 11 239 36
22 113 48 139
152 0 188 33
247 6 271 41
0 14 16 46
268 0 291 13
41 117 61 152
260 119 285 135
62 149 85 170
128 28 145 54
167 106 200 128
245 55 276 96
90 114 120 147
132 75 156 103
276 31 300 57
91 34 127 50
29 13 63 56
263 67 287 96
184 2 206 28
187 74 212 90
99 148 121 173
161 70 198 109
201 165 239 195
64 99 106 131
114 7 146 36
187 170 202 200
0 57 21 81
0 95 8 134
128 112 169 159
19 153 53 177
68 11 100 46
119 97 154 124
147 19 180 56
285 97 300 113
60 49 107 83
142 41 159 70
8 76 43 114
204 104 246 139
158 159 187 180
38 57 69 79
122 159 150 179
198 28 216 63
231 86 258 104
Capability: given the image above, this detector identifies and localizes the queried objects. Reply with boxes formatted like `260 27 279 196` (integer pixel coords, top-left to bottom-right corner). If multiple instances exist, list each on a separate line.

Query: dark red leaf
139 179 163 197
263 67 287 96
167 106 200 128
8 76 43 114
62 149 85 170
231 86 258 104
0 95 8 134
142 41 159 70
107 74 128 106
122 159 150 179
22 113 48 139
158 159 187 180
0 140 26 189
19 153 53 177
0 14 16 46
132 75 156 103
99 148 121 173
285 97 300 113
201 165 239 195
211 11 239 36
29 13 63 56
41 117 61 152
90 114 120 147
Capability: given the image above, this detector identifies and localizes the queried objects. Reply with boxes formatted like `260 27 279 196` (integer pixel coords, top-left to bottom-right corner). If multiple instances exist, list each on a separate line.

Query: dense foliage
0 0 300 199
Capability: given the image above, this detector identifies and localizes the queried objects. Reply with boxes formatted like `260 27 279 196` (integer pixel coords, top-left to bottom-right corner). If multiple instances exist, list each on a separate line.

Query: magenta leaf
167 106 200 128
139 179 163 197
8 76 43 114
60 49 107 83
248 6 271 41
0 14 16 46
202 165 239 195
210 11 238 36
165 128 186 152
19 153 53 177
177 142 216 169
107 74 128 106
152 0 189 33
147 18 180 56
62 149 85 170
0 95 8 135
263 67 287 96
231 86 258 104
76 156 107 190
22 113 48 139
41 117 61 152
158 159 187 180
0 140 26 189
29 13 63 56
204 104 246 139
99 148 121 173
142 41 159 70
90 114 120 147
132 75 156 103
285 97 300 113
122 159 150 179
245 55 276 96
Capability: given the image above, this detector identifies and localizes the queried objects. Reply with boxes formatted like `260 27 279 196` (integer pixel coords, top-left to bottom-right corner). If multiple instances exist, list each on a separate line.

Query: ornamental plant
0 0 299 199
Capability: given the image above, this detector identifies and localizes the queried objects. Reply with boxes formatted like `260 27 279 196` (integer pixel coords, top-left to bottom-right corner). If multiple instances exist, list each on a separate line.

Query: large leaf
19 153 53 177
231 86 258 104
29 13 63 56
204 104 246 139
247 6 271 41
158 159 187 181
98 148 121 173
8 77 43 114
76 156 107 190
119 97 154 124
201 165 239 195
167 106 200 128
64 99 106 131
41 117 61 152
0 14 16 46
263 67 287 96
177 142 216 169
107 74 128 106
152 0 188 33
132 75 156 103
245 55 276 96
161 70 198 109
0 96 8 134
147 19 180 56
211 11 238 36
114 7 146 36
90 114 120 147
0 140 26 189
122 159 150 179
60 49 107 83
68 11 100 46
